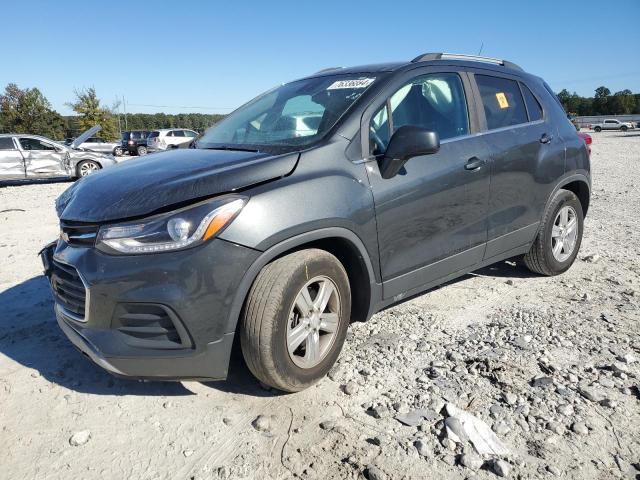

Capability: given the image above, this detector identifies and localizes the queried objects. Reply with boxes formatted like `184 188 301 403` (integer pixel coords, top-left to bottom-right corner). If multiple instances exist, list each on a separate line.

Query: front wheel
621 126 628 132
113 146 123 156
524 189 584 276
240 249 351 392
76 160 101 178
594 126 602 132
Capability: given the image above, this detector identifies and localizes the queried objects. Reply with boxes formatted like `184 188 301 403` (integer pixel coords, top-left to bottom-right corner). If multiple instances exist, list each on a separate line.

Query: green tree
610 90 636 114
66 87 119 140
0 83 64 138
592 86 611 115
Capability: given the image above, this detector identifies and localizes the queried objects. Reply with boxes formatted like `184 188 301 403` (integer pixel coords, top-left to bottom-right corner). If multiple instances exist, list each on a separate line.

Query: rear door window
173 130 185 137
520 84 543 121
0 137 16 149
475 75 528 130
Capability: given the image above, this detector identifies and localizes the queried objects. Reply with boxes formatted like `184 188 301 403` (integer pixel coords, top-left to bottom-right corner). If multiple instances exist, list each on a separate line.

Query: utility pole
122 95 128 130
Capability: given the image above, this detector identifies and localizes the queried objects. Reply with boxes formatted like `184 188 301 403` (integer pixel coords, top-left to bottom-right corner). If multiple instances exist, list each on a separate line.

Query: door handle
464 157 486 171
540 133 553 144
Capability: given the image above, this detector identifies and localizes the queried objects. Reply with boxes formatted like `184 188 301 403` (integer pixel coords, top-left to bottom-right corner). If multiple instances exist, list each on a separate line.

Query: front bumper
41 237 260 380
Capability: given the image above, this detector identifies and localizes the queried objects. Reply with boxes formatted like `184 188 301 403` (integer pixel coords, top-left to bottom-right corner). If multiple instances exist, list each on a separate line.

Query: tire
524 189 584 276
76 160 101 178
113 146 123 156
137 145 148 156
240 249 351 392
621 126 628 132
594 126 602 132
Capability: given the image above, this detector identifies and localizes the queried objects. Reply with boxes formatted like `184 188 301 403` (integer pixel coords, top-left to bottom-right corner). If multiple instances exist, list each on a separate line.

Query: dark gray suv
42 53 591 392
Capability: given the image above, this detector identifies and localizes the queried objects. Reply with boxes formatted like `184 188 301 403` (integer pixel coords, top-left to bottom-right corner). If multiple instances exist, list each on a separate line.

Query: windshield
196 74 381 153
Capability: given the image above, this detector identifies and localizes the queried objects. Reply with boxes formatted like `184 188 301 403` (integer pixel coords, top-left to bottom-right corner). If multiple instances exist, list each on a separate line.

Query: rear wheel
594 126 602 132
113 146 123 156
137 145 147 156
524 189 583 276
76 160 101 178
240 249 351 392
621 125 628 132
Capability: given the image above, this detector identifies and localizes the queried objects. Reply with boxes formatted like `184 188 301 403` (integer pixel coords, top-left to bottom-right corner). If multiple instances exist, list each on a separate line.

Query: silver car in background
0 126 119 180
77 136 122 156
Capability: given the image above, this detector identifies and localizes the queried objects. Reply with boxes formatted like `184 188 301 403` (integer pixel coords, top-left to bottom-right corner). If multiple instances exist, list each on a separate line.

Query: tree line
558 86 639 117
1 82 638 141
0 83 226 141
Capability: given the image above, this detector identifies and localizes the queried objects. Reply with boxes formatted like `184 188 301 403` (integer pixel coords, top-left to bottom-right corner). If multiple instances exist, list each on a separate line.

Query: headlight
96 196 246 254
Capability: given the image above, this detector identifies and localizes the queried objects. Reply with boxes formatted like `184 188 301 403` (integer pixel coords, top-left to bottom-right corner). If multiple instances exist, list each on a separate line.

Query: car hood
56 148 299 222
70 125 101 149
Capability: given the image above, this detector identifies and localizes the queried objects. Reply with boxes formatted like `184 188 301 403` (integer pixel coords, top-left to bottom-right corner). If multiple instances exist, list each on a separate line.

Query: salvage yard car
42 53 591 392
77 136 122 156
590 118 635 132
146 128 198 152
1 126 119 180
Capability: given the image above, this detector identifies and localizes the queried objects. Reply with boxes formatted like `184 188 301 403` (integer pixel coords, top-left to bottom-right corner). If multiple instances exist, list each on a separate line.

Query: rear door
18 137 69 177
469 71 564 259
364 67 491 299
0 137 26 179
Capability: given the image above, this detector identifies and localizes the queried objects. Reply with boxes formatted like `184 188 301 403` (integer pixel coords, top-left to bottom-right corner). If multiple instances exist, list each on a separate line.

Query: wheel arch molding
224 227 382 335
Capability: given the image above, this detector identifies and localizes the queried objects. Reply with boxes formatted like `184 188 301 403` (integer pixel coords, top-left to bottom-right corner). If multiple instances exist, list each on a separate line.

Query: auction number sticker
327 78 375 90
495 92 509 109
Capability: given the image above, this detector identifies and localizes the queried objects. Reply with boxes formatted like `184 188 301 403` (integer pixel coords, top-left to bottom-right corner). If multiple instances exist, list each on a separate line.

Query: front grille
50 260 87 320
60 221 99 247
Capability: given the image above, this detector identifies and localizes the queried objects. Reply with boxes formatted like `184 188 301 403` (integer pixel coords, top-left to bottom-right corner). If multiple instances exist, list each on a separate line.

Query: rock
547 465 561 476
414 439 430 457
183 449 194 457
546 421 565 435
366 465 387 480
503 392 518 405
557 404 574 416
222 417 233 426
395 409 437 427
571 422 588 435
319 420 337 431
252 415 272 432
343 381 358 395
620 353 637 364
69 430 91 447
368 405 389 419
531 376 553 388
505 279 514 286
598 377 615 388
492 459 511 477
493 421 511 436
460 453 484 470
582 254 600 263
578 387 605 403
601 398 618 409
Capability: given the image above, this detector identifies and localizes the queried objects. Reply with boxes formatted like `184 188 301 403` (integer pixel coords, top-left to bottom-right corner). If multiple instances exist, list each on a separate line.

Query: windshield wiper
203 146 260 153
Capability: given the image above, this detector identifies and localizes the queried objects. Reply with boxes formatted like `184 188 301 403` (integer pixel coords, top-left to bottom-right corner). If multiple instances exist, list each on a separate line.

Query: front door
0 137 26 179
470 72 565 258
364 69 491 300
18 137 69 177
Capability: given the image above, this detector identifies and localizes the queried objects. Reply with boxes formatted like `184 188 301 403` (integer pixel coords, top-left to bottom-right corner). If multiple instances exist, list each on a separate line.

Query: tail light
128 140 134 145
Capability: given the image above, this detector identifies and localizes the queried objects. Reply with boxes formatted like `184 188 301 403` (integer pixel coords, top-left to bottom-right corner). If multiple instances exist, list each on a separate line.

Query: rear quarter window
475 75 528 130
520 83 543 121
0 137 15 149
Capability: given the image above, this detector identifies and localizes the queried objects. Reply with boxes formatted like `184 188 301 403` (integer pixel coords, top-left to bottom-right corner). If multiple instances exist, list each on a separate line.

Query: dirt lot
1 131 639 480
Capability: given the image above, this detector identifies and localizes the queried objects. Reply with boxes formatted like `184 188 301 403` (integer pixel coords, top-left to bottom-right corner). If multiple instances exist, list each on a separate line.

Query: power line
126 103 235 111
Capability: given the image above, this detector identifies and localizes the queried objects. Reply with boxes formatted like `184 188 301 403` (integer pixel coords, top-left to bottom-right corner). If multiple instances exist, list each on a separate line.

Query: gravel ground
0 131 638 479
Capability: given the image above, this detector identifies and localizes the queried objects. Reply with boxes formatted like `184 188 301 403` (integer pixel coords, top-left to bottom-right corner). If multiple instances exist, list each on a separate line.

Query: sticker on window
327 78 375 90
495 92 509 109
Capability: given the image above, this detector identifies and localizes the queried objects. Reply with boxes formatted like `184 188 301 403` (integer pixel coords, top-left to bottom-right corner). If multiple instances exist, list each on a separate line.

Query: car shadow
0 177 73 188
474 259 538 279
0 275 189 396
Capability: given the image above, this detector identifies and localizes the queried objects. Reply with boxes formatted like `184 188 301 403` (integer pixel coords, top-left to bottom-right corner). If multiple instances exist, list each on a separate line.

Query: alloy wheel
551 205 578 262
286 276 341 369
79 161 99 177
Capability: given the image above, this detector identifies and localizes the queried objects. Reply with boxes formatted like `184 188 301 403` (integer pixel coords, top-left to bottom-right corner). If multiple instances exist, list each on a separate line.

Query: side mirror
378 126 440 179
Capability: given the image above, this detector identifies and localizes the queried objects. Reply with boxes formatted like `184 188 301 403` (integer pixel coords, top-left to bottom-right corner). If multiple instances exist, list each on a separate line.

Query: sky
2 0 639 116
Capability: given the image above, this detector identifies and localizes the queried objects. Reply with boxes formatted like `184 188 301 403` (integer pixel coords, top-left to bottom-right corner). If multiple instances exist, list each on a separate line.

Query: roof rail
411 52 523 71
314 67 343 74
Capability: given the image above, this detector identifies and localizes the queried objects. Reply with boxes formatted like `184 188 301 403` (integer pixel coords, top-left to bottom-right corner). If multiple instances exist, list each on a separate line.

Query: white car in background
77 137 122 155
146 129 198 151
